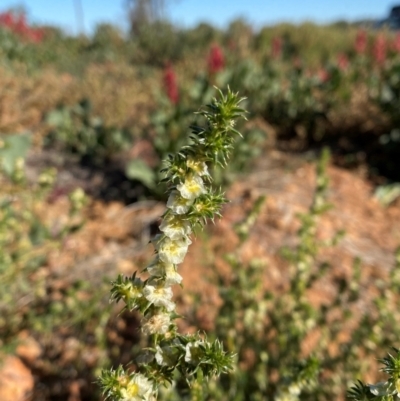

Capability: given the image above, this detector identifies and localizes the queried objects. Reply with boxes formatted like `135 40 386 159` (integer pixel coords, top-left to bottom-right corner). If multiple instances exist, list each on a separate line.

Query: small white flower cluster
120 373 153 401
274 379 311 401
274 383 301 401
141 158 208 336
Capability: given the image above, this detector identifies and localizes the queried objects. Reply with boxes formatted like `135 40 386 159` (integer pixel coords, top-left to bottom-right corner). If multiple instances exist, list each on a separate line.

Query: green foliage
0 132 31 177
126 158 158 191
0 26 28 64
374 182 400 206
255 23 357 65
126 98 195 197
0 163 97 340
260 66 341 143
130 21 184 66
45 99 133 165
183 23 222 52
375 60 400 126
88 23 126 63
370 59 400 180
0 25 47 70
0 156 112 400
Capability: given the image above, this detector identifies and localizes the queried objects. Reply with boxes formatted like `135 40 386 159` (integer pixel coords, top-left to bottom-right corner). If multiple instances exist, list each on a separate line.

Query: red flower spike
271 36 282 59
163 64 179 105
318 68 330 83
373 34 387 65
0 10 44 43
337 53 349 71
207 44 225 75
355 30 367 55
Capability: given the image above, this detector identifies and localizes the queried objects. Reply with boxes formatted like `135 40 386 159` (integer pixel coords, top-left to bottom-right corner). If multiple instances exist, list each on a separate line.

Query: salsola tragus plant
98 88 247 400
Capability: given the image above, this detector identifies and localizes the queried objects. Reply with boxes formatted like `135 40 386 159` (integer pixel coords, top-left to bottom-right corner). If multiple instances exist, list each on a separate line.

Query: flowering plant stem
99 87 247 401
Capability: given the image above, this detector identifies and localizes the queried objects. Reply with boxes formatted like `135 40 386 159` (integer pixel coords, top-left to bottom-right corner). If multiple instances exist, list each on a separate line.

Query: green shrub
45 98 133 165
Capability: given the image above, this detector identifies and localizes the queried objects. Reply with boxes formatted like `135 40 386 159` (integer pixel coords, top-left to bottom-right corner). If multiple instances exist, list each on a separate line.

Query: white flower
159 214 192 240
187 158 209 176
120 373 153 401
184 340 204 364
177 175 206 200
143 284 175 311
166 190 194 214
274 391 298 401
147 257 183 286
157 236 191 265
164 264 183 286
368 381 396 397
147 257 169 277
155 345 165 366
155 345 178 366
288 383 301 396
141 312 171 335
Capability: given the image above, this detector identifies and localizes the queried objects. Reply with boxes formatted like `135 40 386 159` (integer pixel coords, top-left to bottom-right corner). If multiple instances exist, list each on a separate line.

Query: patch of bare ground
182 149 398 295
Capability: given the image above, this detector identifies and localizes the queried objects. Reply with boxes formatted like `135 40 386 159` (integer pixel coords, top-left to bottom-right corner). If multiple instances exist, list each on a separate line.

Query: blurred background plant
45 98 133 166
0 131 115 399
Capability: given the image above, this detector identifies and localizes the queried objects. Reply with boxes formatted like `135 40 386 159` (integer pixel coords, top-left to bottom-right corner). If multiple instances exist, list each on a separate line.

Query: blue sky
0 0 396 34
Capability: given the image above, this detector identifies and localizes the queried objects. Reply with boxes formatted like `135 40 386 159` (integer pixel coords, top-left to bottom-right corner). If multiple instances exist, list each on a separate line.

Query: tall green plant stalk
98 88 247 400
